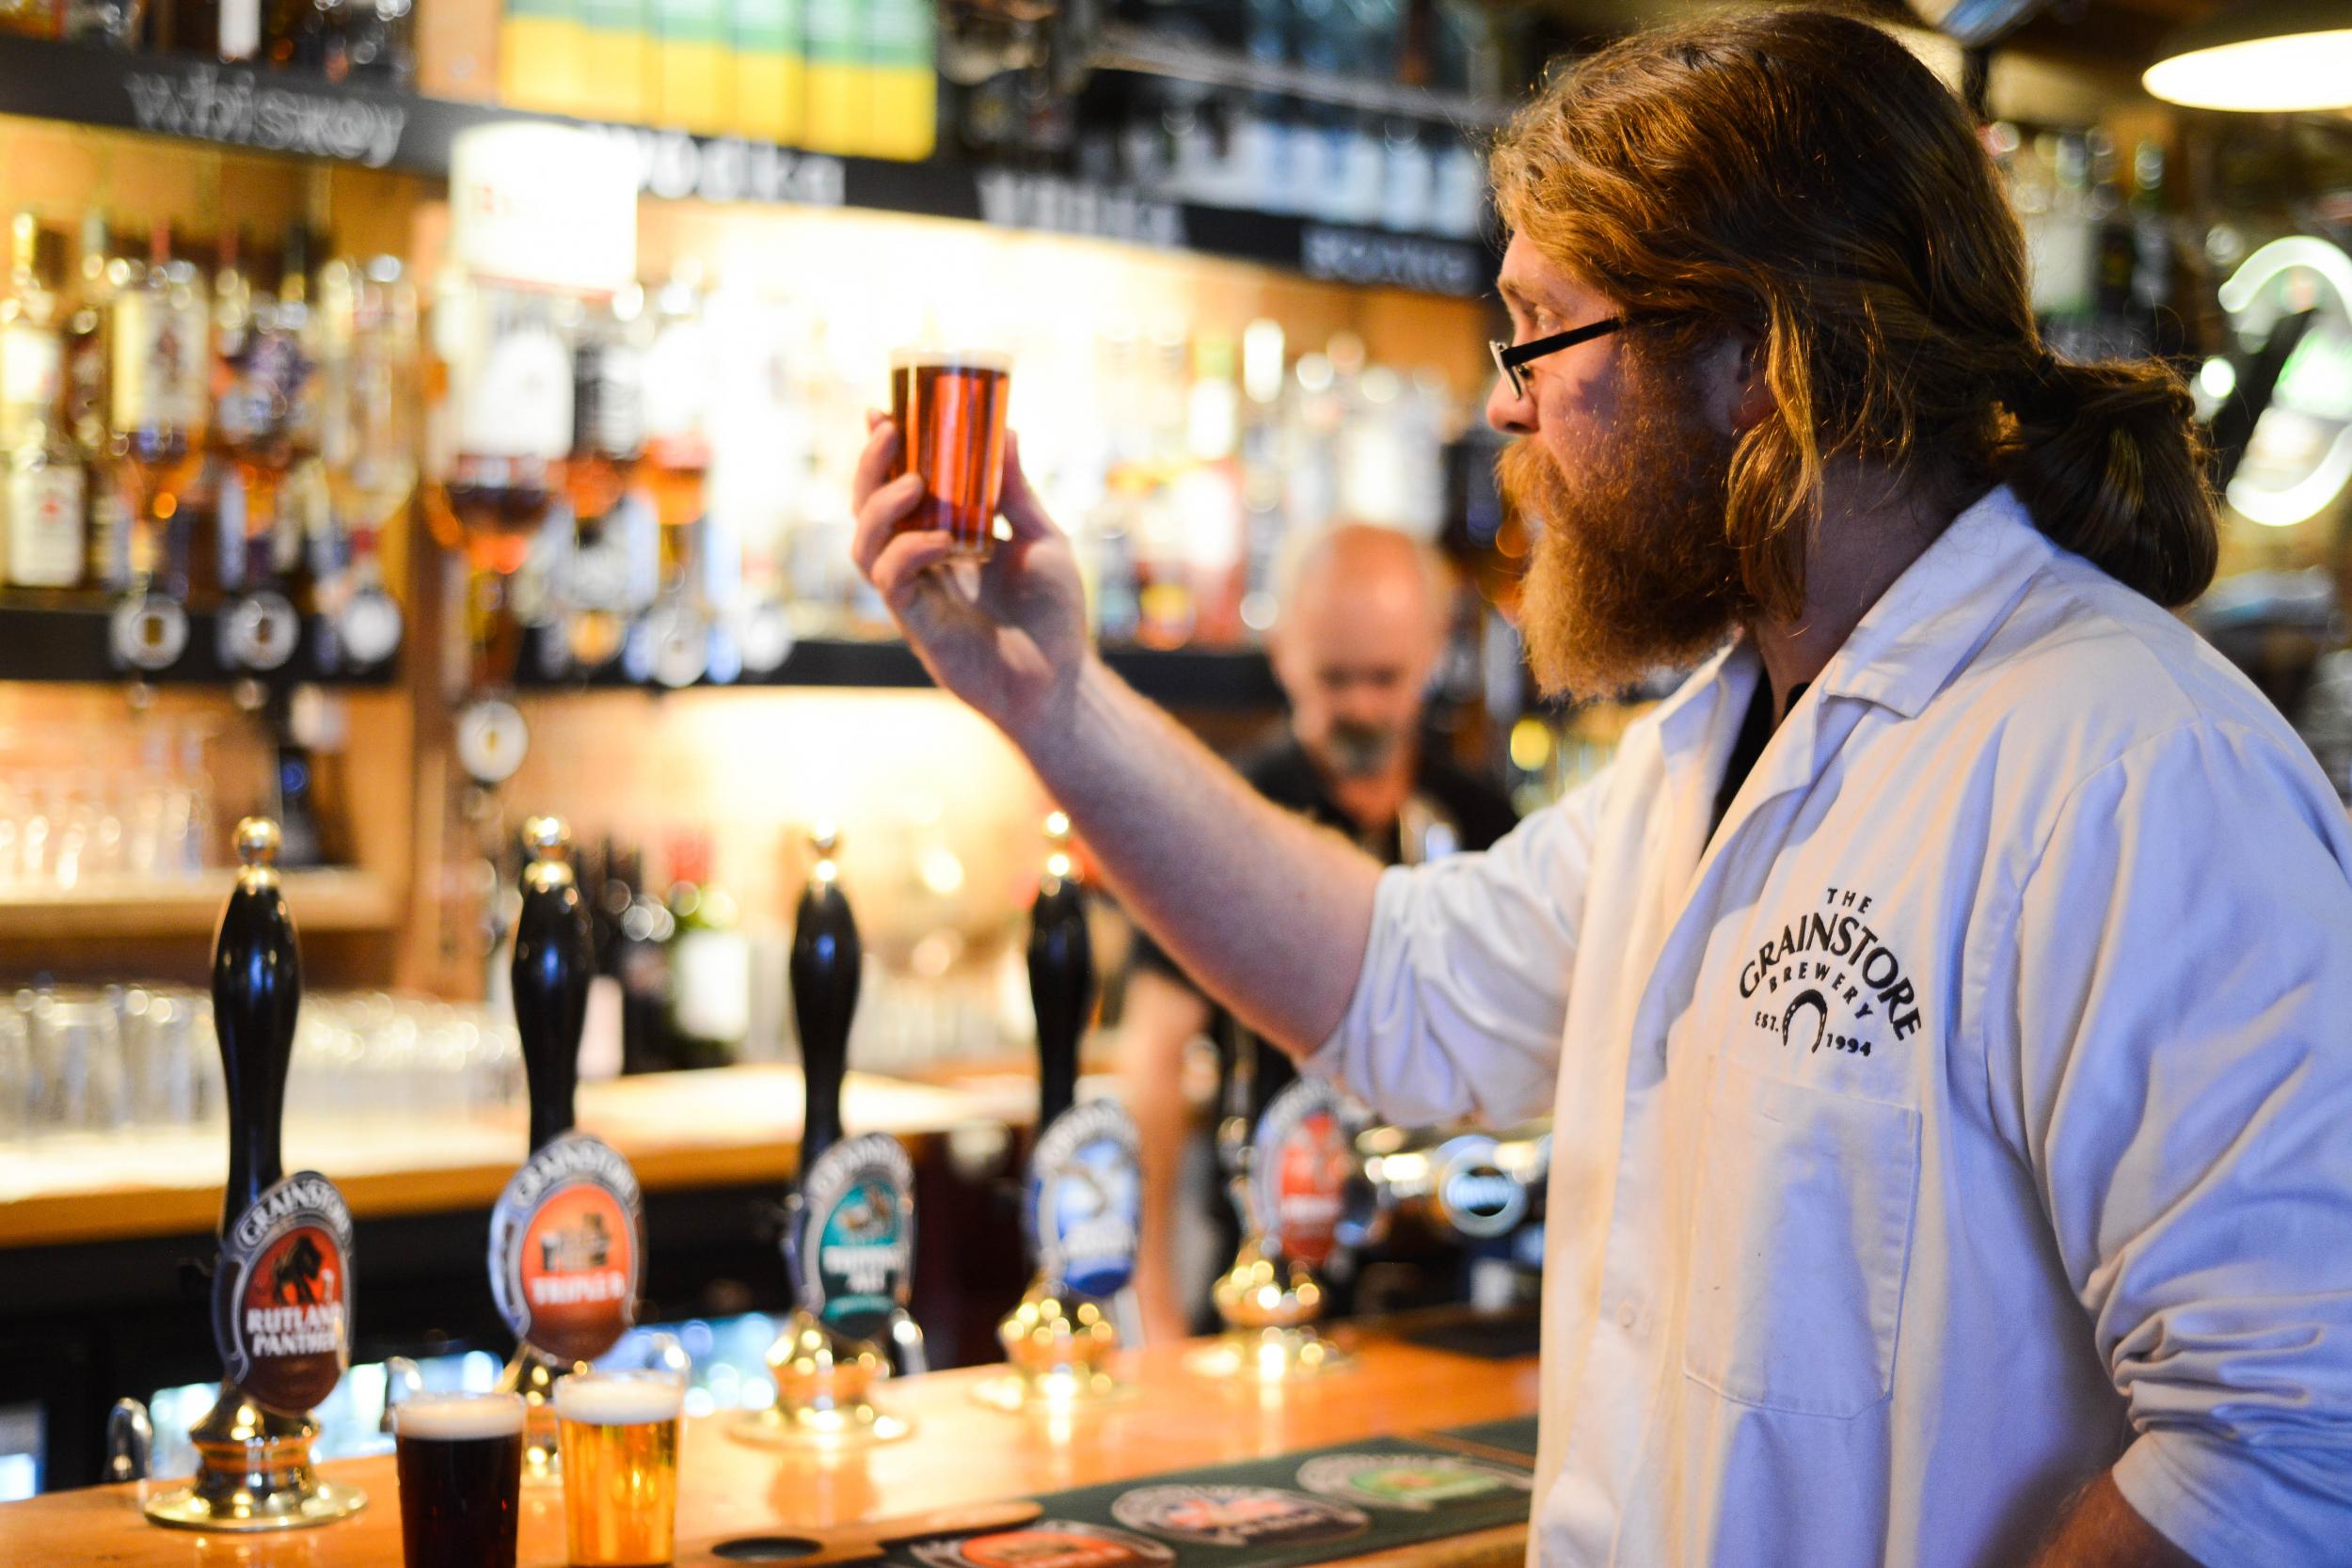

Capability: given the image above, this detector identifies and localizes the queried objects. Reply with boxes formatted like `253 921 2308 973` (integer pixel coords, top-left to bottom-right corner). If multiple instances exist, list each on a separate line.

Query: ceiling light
2143 0 2352 112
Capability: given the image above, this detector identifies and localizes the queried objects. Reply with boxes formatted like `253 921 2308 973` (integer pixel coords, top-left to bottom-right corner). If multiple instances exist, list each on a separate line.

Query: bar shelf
0 33 1491 297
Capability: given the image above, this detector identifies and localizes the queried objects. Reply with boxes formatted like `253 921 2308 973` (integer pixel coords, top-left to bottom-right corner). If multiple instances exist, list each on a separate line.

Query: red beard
1498 359 1753 703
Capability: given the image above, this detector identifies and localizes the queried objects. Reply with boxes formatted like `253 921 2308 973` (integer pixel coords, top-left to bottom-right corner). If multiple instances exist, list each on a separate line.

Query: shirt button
1616 1300 1639 1330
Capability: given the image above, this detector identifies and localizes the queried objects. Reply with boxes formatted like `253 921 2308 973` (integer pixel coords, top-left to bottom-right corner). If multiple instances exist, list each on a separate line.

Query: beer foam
888 347 1012 374
392 1393 527 1441
553 1374 685 1426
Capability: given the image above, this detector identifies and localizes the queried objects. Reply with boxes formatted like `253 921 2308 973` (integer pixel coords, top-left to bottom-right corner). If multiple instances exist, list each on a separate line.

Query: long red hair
1490 8 2217 612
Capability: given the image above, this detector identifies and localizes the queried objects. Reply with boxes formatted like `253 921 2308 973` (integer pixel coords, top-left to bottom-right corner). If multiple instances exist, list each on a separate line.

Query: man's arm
2026 1474 2201 1568
1025 659 1384 1056
1990 723 2352 1565
853 420 1385 1057
1119 969 1216 1343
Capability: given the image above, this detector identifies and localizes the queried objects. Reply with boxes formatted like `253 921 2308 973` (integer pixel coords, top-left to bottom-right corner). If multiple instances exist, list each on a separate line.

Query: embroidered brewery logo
1740 886 1925 1057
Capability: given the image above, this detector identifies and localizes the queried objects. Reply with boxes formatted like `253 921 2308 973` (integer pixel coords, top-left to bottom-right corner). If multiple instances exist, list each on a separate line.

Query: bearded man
851 12 2352 1566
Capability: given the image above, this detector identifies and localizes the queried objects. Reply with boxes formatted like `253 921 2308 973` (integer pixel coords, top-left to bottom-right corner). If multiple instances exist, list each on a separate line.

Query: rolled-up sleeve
1989 721 2352 1563
1306 769 1604 1127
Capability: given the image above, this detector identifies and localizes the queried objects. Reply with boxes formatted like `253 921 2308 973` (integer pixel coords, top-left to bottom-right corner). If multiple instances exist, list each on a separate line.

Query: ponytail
2001 353 2218 609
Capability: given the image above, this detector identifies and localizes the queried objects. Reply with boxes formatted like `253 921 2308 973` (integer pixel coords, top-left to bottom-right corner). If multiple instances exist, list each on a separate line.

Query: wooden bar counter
0 1067 1024 1250
0 1337 1540 1567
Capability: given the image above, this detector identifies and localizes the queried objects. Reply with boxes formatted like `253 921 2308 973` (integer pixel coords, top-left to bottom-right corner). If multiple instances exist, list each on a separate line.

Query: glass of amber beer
555 1371 684 1567
393 1392 527 1568
888 349 1011 561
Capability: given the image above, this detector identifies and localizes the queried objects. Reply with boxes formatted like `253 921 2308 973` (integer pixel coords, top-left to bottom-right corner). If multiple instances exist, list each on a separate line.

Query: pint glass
554 1371 683 1567
392 1392 526 1568
888 349 1010 561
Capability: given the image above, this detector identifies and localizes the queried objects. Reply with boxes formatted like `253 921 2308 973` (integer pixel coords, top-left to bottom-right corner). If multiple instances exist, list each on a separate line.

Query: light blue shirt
1313 486 2352 1566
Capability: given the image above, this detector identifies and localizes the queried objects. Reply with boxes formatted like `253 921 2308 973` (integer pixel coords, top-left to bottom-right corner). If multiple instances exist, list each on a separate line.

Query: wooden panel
0 1338 1541 1567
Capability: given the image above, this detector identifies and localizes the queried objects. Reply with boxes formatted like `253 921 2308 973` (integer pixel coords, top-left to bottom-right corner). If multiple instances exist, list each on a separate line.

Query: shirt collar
1644 483 2047 761
1813 483 2052 720
1651 639 1756 762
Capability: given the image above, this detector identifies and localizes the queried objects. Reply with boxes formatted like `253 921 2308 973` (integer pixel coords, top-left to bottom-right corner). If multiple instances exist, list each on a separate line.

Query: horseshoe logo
1781 990 1829 1053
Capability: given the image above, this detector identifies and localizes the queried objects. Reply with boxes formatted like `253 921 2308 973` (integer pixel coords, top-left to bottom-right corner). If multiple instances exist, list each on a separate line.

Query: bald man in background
1121 523 1518 1342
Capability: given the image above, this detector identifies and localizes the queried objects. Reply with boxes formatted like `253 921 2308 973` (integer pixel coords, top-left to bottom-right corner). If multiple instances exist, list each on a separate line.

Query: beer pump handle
791 824 860 1180
1026 814 1093 1131
213 817 300 1233
512 816 592 1152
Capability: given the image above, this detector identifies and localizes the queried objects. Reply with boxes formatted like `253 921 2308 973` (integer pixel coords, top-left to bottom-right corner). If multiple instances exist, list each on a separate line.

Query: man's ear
1729 335 1775 433
1700 332 1774 436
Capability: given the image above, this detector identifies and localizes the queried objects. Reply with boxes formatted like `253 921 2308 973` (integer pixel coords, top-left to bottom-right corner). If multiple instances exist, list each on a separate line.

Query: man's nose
1486 371 1535 436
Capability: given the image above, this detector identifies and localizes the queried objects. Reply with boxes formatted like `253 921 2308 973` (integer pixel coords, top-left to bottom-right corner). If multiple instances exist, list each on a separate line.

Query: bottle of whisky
434 277 572 578
0 214 64 460
208 225 254 596
7 352 88 592
315 255 412 667
215 230 314 669
662 832 748 1069
2 219 81 594
633 265 711 686
639 264 710 541
4 226 86 594
564 287 645 668
110 223 209 597
66 212 134 593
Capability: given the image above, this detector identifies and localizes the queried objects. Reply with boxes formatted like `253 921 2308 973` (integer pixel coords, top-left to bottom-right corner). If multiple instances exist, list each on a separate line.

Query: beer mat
697 1501 1043 1565
1424 1418 1539 1461
869 1435 1533 1568
1397 1315 1542 1363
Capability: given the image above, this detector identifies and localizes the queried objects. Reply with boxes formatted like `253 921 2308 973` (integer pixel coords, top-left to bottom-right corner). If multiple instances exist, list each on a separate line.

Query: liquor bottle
66 212 133 593
864 0 933 161
0 214 65 459
315 255 413 667
663 833 748 1069
61 0 137 44
633 267 712 686
499 0 584 115
432 277 571 578
274 228 327 594
653 0 732 133
604 846 675 1075
262 0 321 68
639 267 709 540
110 223 209 597
576 0 646 121
564 290 645 668
173 0 257 60
65 212 113 468
208 226 254 596
328 0 416 87
731 0 802 142
5 352 87 592
799 0 866 154
215 230 316 670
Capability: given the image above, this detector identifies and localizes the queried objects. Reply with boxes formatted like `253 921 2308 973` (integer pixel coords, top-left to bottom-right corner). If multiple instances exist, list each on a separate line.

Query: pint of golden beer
554 1372 684 1567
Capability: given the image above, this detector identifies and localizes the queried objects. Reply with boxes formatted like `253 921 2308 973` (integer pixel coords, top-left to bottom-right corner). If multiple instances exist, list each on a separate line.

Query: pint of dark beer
392 1392 526 1568
888 349 1010 561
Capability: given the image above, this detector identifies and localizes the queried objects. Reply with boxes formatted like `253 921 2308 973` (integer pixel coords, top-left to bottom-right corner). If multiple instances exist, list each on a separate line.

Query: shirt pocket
1681 1053 1921 1418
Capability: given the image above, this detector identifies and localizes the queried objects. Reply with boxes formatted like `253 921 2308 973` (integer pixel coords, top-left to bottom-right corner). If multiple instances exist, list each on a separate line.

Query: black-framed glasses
1489 317 1629 400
